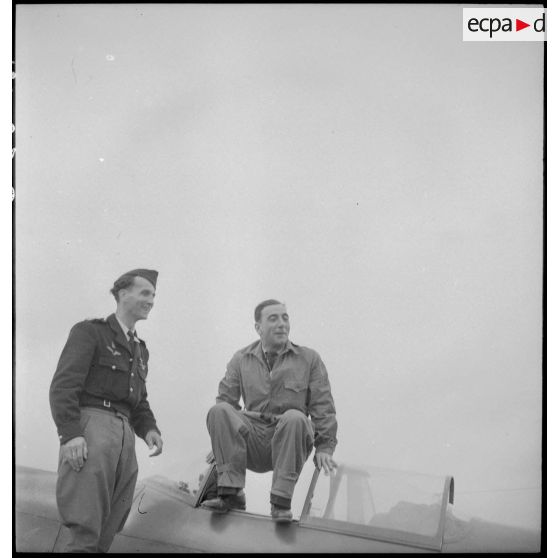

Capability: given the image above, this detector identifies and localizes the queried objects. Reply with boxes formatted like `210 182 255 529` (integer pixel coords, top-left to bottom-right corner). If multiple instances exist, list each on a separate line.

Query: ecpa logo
463 8 546 42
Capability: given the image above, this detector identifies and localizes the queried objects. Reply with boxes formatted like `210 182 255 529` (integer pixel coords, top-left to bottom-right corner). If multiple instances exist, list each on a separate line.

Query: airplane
15 457 541 553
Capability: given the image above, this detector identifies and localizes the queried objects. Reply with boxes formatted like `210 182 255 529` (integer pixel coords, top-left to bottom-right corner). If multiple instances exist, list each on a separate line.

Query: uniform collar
107 313 142 350
115 314 136 340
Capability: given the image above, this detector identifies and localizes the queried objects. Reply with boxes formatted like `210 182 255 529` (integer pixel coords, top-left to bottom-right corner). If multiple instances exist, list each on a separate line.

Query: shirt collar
115 315 136 340
255 339 298 357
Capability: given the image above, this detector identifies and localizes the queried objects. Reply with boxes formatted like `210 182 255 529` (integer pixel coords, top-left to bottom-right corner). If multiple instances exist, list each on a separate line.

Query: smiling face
118 276 156 325
255 303 290 352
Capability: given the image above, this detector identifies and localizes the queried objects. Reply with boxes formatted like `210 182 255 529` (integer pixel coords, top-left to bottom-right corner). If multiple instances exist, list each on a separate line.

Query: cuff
315 441 336 454
137 423 161 440
270 494 292 509
58 423 83 445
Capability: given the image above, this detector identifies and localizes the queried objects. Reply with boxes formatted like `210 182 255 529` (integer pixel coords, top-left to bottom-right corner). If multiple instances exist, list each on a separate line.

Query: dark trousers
206 402 314 502
56 407 138 552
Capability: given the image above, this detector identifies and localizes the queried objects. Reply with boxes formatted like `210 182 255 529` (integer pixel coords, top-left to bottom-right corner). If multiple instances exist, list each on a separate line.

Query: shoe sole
271 515 292 524
200 502 246 513
200 502 228 513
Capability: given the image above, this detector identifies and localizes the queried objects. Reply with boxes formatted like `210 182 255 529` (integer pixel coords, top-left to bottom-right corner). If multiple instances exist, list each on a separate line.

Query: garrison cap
117 268 158 288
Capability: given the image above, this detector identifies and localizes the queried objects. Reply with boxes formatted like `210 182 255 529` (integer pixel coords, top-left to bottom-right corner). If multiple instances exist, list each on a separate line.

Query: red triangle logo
516 19 530 31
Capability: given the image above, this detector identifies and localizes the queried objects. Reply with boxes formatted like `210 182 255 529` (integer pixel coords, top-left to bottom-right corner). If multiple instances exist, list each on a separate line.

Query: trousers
206 402 314 502
55 407 138 552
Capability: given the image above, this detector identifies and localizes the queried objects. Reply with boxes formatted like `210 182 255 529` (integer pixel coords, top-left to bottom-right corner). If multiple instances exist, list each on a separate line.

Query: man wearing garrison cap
49 269 163 552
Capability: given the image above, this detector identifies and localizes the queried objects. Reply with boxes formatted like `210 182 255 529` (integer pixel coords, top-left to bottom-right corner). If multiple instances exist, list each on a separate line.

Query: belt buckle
103 399 111 408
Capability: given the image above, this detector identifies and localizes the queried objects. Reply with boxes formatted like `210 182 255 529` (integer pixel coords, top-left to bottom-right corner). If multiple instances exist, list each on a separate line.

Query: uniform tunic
49 313 160 552
207 339 337 503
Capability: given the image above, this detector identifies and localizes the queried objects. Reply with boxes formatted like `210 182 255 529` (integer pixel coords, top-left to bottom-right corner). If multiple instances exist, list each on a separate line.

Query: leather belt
79 394 131 418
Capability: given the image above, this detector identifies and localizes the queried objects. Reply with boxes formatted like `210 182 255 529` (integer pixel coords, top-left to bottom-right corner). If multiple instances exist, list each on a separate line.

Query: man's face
119 276 155 322
255 304 290 351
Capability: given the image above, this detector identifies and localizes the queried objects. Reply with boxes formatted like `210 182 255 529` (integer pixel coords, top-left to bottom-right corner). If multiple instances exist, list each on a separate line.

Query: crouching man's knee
206 402 236 429
278 409 308 426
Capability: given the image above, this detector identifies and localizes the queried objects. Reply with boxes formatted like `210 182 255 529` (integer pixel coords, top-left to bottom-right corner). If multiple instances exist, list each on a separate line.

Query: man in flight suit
202 299 338 523
49 269 163 552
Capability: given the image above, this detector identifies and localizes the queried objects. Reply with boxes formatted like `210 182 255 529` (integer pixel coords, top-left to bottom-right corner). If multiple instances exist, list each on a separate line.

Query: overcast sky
14 4 543 530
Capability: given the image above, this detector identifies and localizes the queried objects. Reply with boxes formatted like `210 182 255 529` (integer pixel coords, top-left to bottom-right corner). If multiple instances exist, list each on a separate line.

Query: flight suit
207 339 337 506
49 313 160 552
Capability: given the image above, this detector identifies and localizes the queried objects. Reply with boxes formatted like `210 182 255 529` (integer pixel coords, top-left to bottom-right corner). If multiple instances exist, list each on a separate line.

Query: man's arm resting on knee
215 354 242 408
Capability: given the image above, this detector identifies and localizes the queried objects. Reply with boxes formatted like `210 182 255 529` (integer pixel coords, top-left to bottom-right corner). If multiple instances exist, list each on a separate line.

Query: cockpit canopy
300 464 454 551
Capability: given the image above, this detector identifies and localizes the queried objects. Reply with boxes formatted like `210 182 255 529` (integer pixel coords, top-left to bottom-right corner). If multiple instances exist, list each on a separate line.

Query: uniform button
131 373 134 377
130 387 134 392
112 365 116 370
129 358 133 362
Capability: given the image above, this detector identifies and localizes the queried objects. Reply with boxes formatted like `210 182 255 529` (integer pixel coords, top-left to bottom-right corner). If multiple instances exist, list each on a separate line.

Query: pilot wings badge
107 342 122 356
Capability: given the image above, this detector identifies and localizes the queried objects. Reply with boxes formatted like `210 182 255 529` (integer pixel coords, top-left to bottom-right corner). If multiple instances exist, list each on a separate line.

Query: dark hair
254 299 283 323
110 275 136 302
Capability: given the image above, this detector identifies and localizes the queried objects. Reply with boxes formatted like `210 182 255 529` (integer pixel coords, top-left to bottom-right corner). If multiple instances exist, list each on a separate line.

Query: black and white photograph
13 3 545 553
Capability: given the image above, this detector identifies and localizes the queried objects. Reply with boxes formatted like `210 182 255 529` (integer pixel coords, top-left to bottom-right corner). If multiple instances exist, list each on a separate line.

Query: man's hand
145 430 163 457
62 436 88 472
205 450 215 464
314 451 337 475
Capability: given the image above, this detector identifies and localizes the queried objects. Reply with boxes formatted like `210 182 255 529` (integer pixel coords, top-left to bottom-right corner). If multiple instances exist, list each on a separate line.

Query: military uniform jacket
50 313 160 444
217 339 338 454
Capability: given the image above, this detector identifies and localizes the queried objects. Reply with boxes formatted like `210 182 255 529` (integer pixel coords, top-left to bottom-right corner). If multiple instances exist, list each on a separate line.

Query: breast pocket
96 356 130 400
283 380 308 407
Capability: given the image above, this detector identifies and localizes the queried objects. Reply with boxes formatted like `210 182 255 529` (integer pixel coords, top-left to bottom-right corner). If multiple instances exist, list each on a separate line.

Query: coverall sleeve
49 321 96 444
130 386 160 440
215 353 242 410
308 353 338 454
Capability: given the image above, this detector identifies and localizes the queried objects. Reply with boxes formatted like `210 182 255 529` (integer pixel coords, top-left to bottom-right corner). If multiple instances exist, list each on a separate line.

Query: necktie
127 330 136 357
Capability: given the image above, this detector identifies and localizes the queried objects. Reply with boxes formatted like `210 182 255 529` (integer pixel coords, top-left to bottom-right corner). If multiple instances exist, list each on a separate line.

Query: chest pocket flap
284 380 307 392
98 355 129 372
